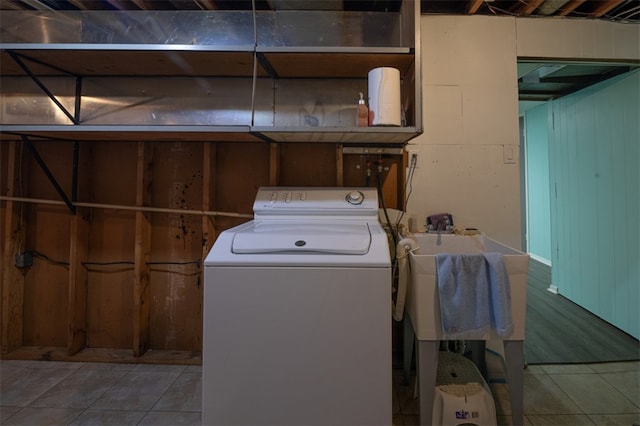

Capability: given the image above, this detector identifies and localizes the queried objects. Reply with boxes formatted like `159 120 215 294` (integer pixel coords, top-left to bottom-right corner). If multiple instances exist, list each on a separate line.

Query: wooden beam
197 0 219 9
269 143 280 186
67 208 89 355
512 0 546 15
557 0 586 16
467 0 485 14
336 145 344 187
1 141 26 354
130 0 154 10
2 1 28 10
591 0 625 17
67 0 110 9
104 0 143 9
201 142 215 297
133 141 152 358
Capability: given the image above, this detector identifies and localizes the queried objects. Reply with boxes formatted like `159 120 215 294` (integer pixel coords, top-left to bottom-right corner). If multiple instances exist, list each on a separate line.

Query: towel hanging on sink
436 253 513 340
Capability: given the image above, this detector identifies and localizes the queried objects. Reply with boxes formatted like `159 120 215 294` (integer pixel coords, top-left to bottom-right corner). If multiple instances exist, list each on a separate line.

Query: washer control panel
253 187 379 218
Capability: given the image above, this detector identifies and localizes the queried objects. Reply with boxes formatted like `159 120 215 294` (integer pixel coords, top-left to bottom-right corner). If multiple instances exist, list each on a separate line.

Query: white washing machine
203 187 392 426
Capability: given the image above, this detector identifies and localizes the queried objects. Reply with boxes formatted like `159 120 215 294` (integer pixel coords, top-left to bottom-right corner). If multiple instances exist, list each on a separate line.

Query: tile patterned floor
1 359 638 425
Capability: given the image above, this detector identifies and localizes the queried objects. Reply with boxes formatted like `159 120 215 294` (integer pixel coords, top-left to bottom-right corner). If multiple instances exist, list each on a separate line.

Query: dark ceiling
1 0 638 21
2 0 638 101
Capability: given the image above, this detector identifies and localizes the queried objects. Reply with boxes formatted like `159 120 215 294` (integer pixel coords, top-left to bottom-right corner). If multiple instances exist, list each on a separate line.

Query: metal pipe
0 195 253 219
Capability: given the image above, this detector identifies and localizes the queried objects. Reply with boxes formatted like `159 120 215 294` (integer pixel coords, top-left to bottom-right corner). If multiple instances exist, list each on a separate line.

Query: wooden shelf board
1 47 258 77
254 126 420 144
260 51 414 78
0 125 262 142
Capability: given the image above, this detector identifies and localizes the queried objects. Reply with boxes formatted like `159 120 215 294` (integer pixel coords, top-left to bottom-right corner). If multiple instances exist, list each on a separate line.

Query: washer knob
346 190 365 205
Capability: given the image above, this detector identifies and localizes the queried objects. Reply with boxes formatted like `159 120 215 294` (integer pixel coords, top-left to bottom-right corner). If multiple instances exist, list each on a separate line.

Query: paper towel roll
368 67 401 126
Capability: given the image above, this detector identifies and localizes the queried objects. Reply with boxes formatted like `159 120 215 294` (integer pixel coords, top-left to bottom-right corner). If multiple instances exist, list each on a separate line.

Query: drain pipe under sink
393 237 419 321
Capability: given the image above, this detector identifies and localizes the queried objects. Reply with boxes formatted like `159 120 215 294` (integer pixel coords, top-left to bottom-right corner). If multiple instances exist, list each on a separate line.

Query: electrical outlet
15 252 33 268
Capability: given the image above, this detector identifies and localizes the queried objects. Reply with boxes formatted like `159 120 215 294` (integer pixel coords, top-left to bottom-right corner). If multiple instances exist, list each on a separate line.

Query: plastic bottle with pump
357 92 369 127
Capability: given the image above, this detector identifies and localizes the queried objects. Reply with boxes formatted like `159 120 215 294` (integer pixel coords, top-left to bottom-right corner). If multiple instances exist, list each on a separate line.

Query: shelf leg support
21 135 76 215
7 51 79 125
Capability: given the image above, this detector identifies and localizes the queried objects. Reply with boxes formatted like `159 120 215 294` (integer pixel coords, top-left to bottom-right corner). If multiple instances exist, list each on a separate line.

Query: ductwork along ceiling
2 0 639 101
1 0 638 22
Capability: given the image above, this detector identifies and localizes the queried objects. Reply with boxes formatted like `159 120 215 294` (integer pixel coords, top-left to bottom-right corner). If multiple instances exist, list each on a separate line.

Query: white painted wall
406 15 639 250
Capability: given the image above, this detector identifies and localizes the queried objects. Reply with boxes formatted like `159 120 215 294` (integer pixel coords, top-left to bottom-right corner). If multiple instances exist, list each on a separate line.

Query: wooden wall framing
0 139 404 364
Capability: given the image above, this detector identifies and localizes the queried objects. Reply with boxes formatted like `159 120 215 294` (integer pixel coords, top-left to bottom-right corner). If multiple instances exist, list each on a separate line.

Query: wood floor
524 259 640 364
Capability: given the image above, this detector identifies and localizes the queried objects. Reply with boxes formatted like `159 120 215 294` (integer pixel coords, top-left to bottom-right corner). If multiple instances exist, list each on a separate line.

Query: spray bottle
356 92 369 127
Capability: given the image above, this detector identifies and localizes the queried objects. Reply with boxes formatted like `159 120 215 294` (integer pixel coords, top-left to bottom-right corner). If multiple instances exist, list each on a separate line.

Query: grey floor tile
541 364 595 375
27 361 85 370
0 365 30 385
133 364 186 375
525 413 595 425
523 373 582 415
152 372 201 412
1 407 83 425
589 361 640 374
0 367 74 407
498 414 533 425
184 365 202 374
551 373 639 414
523 365 547 375
90 371 179 411
491 383 512 416
587 413 640 425
0 406 21 422
30 369 128 409
79 362 138 371
1 360 34 381
600 370 640 404
68 409 147 425
139 410 201 425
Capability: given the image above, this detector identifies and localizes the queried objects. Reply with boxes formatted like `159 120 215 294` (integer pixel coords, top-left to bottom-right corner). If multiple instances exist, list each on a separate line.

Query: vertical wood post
200 142 215 352
269 143 279 186
67 207 89 354
1 141 26 354
67 143 90 355
383 161 399 210
202 142 214 255
336 144 344 187
133 141 152 357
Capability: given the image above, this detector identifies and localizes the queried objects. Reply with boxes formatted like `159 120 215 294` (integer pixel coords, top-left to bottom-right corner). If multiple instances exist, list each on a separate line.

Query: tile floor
1 358 638 425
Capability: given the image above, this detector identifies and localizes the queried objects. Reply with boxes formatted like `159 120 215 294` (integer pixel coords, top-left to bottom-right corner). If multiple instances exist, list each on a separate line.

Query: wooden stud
556 0 586 15
511 0 545 15
381 160 399 211
67 207 89 355
133 141 152 357
1 141 26 354
269 143 280 186
467 0 484 14
591 0 625 17
336 145 344 187
202 142 215 257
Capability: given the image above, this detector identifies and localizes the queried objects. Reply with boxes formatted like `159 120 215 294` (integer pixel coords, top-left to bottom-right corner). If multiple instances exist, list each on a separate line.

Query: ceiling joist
0 0 637 22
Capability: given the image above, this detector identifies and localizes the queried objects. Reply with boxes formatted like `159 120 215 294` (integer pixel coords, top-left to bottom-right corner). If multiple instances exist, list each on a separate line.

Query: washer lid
231 222 372 255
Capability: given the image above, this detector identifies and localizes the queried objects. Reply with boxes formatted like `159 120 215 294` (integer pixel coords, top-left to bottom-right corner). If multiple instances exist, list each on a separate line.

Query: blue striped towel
436 253 513 339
